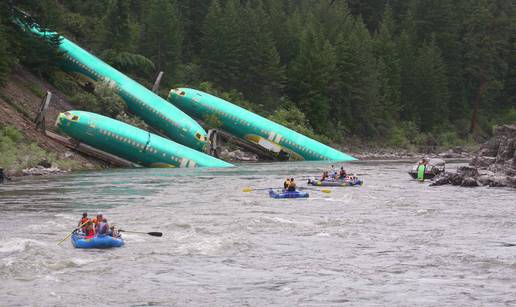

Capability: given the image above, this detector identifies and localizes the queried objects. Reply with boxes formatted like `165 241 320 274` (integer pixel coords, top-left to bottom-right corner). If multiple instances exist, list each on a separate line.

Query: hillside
0 65 105 174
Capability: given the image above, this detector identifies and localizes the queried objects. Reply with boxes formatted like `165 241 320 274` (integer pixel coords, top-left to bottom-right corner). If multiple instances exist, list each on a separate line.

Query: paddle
118 229 163 237
243 187 281 192
299 186 332 193
57 220 88 245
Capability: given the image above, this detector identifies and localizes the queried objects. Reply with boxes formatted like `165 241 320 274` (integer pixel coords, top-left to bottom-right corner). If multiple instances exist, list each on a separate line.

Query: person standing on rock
0 168 4 184
417 158 427 182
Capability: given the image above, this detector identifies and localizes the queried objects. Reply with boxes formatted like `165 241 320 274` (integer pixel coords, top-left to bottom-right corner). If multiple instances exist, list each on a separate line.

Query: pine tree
141 0 183 82
287 18 337 134
463 0 512 132
103 0 131 52
413 37 449 132
200 0 241 89
374 4 401 129
237 1 285 106
334 17 381 137
397 6 419 123
0 22 11 85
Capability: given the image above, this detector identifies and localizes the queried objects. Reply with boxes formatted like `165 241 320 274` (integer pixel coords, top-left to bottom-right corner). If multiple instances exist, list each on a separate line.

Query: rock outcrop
431 125 515 188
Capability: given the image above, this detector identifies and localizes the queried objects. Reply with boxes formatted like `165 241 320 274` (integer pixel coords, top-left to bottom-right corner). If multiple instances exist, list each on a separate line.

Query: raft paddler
287 178 297 191
284 178 290 190
78 212 89 232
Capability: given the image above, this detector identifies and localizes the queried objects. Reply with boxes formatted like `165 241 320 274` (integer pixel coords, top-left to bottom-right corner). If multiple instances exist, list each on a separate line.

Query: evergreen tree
200 0 242 90
374 4 401 129
141 0 183 82
413 37 449 132
463 0 512 132
334 17 381 137
346 0 385 33
397 6 419 123
0 22 11 85
287 19 337 134
103 0 131 52
238 1 285 106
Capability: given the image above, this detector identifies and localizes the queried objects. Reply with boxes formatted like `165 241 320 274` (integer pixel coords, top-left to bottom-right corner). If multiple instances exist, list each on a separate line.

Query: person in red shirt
78 212 89 233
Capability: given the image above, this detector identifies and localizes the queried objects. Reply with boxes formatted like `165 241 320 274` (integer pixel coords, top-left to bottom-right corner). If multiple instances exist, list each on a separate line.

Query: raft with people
308 166 363 187
269 189 309 199
71 231 124 248
307 177 363 187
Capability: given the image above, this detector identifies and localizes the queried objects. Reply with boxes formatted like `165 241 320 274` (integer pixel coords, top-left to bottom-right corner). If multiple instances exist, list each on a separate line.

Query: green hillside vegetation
0 125 81 172
0 0 514 150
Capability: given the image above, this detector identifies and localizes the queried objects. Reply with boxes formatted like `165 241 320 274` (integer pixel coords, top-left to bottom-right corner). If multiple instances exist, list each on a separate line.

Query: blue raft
269 189 309 199
71 232 124 249
307 178 363 187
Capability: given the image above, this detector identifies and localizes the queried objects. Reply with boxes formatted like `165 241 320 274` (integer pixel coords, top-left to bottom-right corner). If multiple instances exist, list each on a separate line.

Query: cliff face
432 125 516 188
471 125 516 176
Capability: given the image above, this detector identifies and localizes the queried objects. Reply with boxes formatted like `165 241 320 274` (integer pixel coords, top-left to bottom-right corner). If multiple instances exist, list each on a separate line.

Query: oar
243 187 281 192
299 186 332 193
118 229 163 237
57 220 88 245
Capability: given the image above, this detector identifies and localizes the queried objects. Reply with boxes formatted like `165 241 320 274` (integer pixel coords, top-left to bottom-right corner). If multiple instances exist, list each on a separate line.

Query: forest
0 0 515 150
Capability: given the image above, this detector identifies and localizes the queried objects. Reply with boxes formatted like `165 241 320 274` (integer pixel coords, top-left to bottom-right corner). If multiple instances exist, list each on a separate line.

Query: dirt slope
0 65 104 168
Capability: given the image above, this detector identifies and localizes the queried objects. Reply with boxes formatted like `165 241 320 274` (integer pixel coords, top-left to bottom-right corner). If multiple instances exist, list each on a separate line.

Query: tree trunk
469 79 487 134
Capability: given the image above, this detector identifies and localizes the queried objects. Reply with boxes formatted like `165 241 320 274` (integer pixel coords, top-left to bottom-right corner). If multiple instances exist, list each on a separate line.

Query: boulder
457 166 479 178
461 177 478 187
22 165 66 176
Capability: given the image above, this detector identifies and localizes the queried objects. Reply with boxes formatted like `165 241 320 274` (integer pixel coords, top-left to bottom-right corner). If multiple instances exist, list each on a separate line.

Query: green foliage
0 125 78 171
0 19 12 85
49 71 82 96
100 50 155 76
140 0 183 82
70 81 126 117
115 113 149 130
287 20 336 134
198 82 256 112
268 104 331 144
203 114 223 129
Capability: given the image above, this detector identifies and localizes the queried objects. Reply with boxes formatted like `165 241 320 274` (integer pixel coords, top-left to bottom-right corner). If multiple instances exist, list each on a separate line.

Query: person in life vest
287 178 297 191
283 178 290 190
320 171 329 181
338 167 347 180
78 212 89 232
92 213 103 229
84 221 95 239
97 218 111 235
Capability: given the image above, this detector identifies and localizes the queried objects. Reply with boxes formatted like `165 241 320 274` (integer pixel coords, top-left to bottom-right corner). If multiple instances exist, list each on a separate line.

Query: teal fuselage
56 111 233 168
21 21 208 152
168 88 356 161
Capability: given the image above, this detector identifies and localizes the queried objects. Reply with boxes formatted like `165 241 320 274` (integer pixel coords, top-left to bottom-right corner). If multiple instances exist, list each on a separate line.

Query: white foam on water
0 238 44 254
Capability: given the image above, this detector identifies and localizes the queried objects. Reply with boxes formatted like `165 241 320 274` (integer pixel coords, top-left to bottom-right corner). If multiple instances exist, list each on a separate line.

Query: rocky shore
431 125 515 188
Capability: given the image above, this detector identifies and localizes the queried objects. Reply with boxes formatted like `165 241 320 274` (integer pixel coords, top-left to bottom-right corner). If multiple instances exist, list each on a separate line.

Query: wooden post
207 129 219 157
152 71 164 93
35 91 52 132
0 168 4 184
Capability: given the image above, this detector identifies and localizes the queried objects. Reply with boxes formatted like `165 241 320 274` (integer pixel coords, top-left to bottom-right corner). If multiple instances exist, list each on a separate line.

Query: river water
0 161 514 306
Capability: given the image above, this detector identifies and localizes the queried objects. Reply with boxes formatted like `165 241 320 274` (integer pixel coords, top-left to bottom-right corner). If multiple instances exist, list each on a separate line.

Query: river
0 161 514 306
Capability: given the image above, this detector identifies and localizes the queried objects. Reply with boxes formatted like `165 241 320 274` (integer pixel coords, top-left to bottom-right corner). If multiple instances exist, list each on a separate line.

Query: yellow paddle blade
321 189 331 193
242 187 253 192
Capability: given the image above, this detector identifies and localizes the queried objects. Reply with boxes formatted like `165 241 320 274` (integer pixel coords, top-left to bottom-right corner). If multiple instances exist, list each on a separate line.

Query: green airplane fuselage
21 21 208 152
56 111 233 168
168 88 356 161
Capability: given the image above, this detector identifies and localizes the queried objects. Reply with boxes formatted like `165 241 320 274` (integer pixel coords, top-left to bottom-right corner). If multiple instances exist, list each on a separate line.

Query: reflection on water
0 161 515 306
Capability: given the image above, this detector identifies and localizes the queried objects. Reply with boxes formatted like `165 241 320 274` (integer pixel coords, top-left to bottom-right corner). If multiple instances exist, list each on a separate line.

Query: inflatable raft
71 232 124 249
269 189 309 199
307 178 363 187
